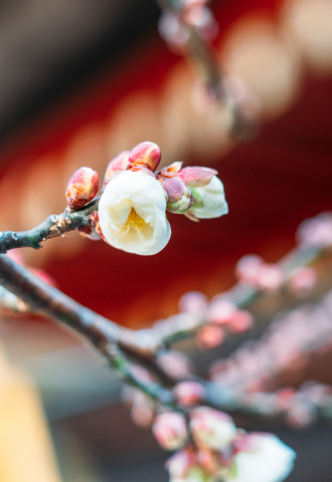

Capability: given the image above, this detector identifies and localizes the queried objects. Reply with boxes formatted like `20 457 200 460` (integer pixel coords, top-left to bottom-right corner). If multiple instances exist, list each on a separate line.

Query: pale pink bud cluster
65 166 99 210
236 255 283 291
153 412 189 450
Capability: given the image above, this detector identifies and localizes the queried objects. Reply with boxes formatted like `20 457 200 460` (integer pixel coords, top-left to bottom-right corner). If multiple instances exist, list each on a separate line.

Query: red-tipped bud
159 176 193 214
129 141 161 172
197 325 225 350
173 382 205 406
65 167 99 210
178 166 217 187
104 151 130 186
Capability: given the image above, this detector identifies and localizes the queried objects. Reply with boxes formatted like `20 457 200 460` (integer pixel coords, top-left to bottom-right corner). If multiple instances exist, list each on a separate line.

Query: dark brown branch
0 198 99 253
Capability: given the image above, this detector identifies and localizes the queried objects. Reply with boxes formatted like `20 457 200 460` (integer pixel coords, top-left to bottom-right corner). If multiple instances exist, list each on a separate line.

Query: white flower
98 169 171 255
189 176 228 219
224 433 296 482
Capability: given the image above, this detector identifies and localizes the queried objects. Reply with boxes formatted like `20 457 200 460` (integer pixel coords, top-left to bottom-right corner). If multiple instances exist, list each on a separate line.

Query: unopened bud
159 176 193 214
197 324 225 350
178 166 217 187
65 167 99 210
153 412 188 450
104 151 130 186
173 382 205 406
190 407 237 450
129 141 161 172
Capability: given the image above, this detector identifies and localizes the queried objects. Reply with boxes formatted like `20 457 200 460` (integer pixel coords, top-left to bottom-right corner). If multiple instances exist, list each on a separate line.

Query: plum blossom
98 169 171 255
223 433 296 482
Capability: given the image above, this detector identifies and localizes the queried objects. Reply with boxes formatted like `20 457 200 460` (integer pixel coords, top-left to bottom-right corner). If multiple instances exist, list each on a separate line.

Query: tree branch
0 198 99 253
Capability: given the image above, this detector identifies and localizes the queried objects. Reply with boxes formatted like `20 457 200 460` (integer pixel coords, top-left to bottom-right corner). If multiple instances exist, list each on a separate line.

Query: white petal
189 176 228 219
224 434 296 482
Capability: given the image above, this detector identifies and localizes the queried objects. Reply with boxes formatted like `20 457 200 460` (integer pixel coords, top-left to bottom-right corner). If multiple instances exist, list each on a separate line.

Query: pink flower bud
129 141 161 172
179 291 207 313
178 166 217 187
159 12 189 52
197 325 225 350
157 351 193 380
190 407 237 450
104 151 130 185
173 382 205 406
288 267 317 295
183 5 218 41
256 264 283 291
207 299 236 325
297 214 332 247
166 448 197 479
153 412 189 450
227 309 253 333
65 167 99 210
159 176 193 214
235 255 263 284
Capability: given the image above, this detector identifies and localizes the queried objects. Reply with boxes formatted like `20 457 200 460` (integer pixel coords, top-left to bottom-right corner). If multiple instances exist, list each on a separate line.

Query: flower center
116 207 153 244
123 207 147 231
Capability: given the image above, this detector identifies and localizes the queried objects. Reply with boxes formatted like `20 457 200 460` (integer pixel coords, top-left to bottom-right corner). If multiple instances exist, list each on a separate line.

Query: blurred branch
156 0 259 139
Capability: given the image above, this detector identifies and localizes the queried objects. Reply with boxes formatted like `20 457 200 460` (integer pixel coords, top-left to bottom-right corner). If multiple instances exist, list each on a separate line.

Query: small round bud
197 325 225 350
207 299 236 325
104 151 130 186
173 382 205 406
65 167 99 210
153 412 189 450
227 309 253 333
129 141 161 172
179 291 207 313
235 255 263 284
159 176 193 214
178 166 217 187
